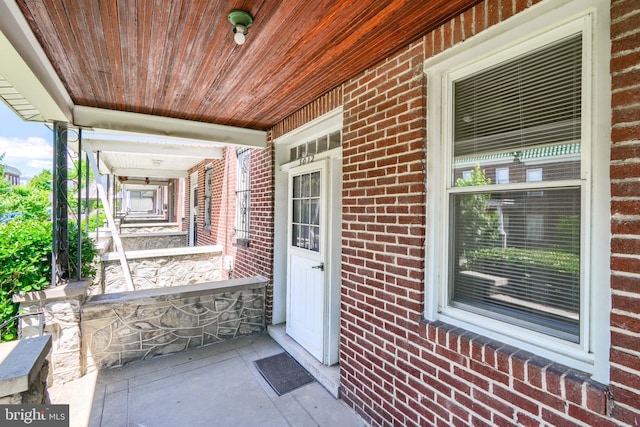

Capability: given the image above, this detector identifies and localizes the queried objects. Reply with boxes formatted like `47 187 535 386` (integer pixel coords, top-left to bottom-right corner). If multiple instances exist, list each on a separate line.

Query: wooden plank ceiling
17 0 479 131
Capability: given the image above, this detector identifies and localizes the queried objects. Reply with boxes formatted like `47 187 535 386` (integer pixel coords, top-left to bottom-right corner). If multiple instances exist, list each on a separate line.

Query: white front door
286 162 326 362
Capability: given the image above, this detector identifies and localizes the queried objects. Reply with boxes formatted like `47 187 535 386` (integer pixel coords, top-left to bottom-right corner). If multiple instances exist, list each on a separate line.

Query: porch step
267 324 341 398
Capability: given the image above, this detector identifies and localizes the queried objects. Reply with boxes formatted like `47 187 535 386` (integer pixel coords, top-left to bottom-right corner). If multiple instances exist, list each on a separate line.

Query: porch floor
48 333 365 427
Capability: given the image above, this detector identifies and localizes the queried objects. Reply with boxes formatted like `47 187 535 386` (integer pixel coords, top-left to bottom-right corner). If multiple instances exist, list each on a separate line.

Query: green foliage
0 219 51 341
465 247 580 275
455 165 499 253
0 165 98 341
27 170 52 192
86 212 106 232
557 215 580 254
68 222 98 279
463 247 580 311
0 169 51 220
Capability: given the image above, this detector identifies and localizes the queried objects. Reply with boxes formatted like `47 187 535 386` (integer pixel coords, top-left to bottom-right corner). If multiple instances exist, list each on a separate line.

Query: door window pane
291 171 321 252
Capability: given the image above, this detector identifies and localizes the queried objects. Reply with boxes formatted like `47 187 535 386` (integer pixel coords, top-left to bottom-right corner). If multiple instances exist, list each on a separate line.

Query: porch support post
85 151 90 234
52 122 69 285
76 129 82 281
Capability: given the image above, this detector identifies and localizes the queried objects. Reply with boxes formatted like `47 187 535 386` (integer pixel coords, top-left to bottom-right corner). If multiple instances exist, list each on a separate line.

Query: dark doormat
254 352 315 396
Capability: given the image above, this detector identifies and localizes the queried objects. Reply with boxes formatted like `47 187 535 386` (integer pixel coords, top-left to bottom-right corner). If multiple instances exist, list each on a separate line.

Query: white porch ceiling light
228 10 253 45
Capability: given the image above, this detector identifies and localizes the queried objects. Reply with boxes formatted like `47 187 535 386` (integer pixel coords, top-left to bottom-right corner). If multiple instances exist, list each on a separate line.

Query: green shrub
69 222 98 279
0 219 97 341
463 247 580 311
464 247 580 274
0 219 51 341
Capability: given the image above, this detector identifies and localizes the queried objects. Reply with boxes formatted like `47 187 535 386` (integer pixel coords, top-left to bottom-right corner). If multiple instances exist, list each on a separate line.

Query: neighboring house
3 164 21 185
189 0 639 425
187 146 274 317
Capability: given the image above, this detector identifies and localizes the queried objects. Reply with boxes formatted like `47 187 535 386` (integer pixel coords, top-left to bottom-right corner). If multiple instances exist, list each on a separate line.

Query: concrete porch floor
48 333 366 427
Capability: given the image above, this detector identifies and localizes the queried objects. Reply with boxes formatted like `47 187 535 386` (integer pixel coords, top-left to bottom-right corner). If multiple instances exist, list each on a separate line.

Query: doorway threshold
267 324 340 398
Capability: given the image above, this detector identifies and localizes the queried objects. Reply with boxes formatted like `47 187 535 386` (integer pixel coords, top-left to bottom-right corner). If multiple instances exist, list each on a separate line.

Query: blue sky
0 102 53 180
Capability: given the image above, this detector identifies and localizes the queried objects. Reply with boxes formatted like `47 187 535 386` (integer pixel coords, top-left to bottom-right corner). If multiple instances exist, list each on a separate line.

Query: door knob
312 263 324 271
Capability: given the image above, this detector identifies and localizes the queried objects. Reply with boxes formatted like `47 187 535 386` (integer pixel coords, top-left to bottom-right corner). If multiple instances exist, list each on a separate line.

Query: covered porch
49 333 363 427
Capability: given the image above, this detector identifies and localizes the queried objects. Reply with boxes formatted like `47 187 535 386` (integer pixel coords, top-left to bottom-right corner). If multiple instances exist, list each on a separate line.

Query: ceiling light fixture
228 10 253 45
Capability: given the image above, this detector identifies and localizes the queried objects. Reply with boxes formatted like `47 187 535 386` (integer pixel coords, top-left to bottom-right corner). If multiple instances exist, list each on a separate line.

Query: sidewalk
49 333 366 427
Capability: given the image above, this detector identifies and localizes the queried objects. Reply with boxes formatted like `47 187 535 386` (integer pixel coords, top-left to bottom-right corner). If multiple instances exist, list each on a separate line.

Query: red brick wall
186 142 275 320
271 87 343 139
336 1 639 426
609 0 640 424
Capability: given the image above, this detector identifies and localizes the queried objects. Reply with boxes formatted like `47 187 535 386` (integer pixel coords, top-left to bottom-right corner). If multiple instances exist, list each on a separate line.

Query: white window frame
424 0 610 382
526 168 543 183
495 167 510 184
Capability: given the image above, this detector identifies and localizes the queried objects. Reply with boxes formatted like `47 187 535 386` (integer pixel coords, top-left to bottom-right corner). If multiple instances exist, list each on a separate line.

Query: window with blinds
447 33 583 342
235 148 251 244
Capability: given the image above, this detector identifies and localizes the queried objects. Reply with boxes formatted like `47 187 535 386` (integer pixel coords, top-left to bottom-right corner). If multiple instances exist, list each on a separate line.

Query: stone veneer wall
101 246 222 293
120 232 187 251
81 277 267 370
16 280 91 386
119 223 180 233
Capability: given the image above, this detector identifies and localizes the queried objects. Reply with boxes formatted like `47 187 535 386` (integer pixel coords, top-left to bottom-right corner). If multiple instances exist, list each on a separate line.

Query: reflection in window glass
496 167 509 184
526 168 543 182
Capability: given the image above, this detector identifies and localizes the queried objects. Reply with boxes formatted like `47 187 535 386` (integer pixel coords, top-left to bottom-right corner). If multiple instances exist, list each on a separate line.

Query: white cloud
0 136 52 177
0 136 52 159
27 159 53 169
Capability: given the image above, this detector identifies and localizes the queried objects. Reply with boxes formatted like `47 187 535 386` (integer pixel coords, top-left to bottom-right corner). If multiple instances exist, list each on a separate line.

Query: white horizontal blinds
451 188 581 341
449 33 583 342
453 33 583 174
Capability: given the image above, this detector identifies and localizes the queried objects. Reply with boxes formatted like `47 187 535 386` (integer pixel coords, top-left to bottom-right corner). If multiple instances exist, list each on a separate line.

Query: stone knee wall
16 281 90 386
82 277 266 370
120 232 187 251
101 246 223 293
120 222 180 232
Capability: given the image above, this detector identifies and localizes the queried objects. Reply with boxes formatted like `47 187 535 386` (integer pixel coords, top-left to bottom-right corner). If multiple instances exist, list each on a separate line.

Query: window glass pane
450 187 580 342
308 140 317 155
310 171 320 197
310 199 320 225
300 174 309 197
301 225 310 249
291 171 322 252
317 136 327 153
293 175 301 198
329 131 342 149
452 34 582 187
453 143 580 186
453 34 582 157
310 226 320 252
302 199 311 224
292 224 300 247
526 168 543 182
496 168 509 184
293 200 301 223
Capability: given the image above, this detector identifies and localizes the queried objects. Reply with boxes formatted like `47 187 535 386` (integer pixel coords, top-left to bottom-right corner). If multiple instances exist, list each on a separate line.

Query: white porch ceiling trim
109 168 188 179
0 1 73 122
74 106 267 148
83 137 225 159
